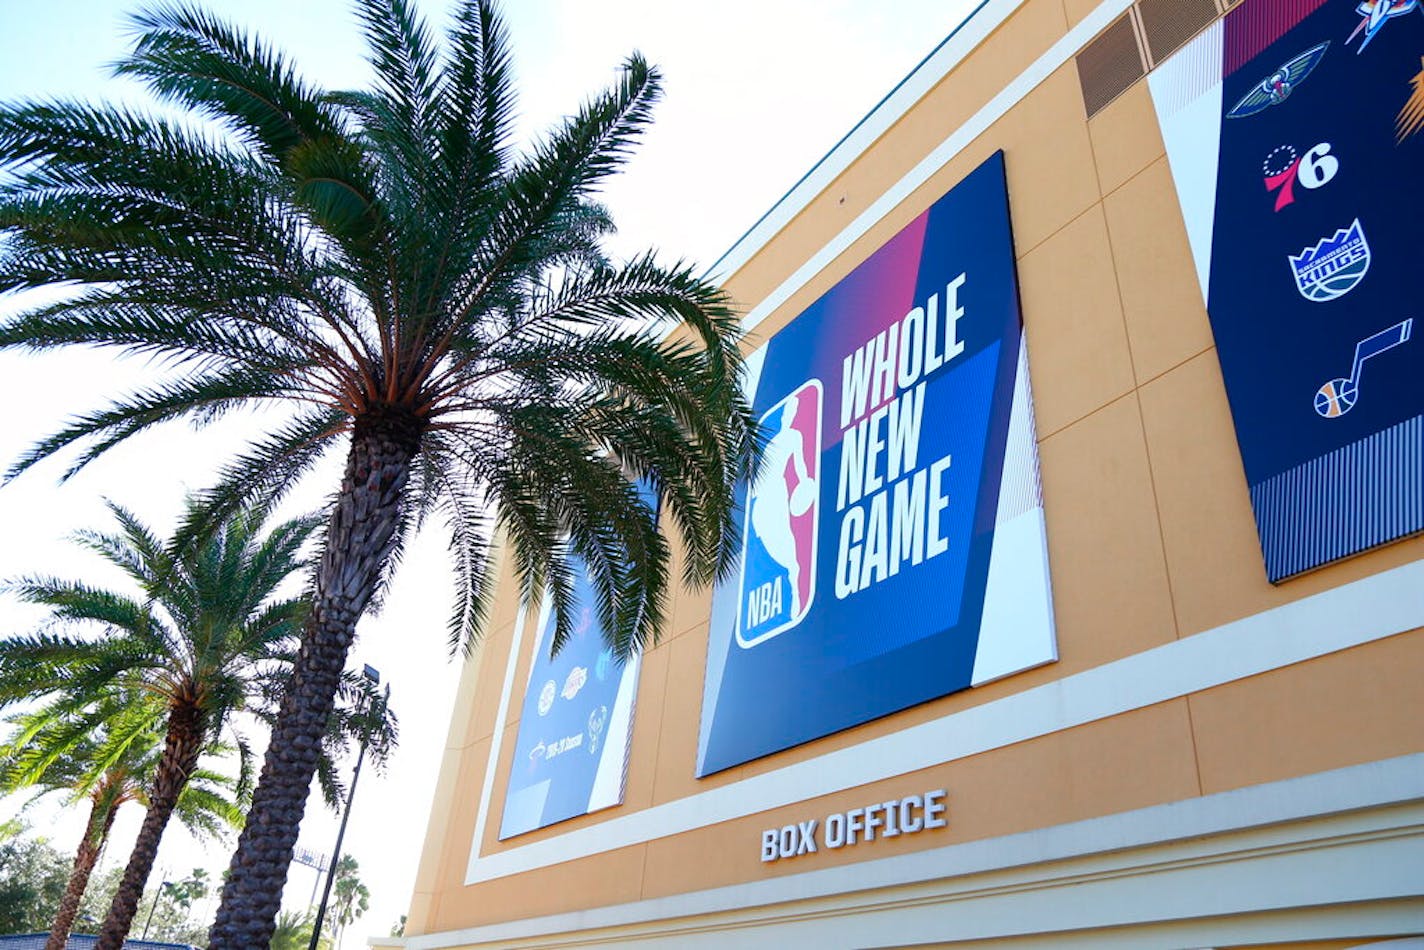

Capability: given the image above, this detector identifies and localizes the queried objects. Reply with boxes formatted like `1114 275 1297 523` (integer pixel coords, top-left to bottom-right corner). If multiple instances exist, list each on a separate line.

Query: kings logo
1289 219 1371 302
736 379 823 648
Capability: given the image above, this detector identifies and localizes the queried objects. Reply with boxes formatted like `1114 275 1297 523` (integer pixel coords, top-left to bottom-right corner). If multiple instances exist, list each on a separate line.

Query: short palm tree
0 0 756 945
0 702 244 950
0 499 322 948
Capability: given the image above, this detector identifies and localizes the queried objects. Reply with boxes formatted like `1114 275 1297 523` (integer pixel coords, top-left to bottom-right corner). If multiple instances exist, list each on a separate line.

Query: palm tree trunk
95 704 205 950
46 794 117 950
210 419 419 949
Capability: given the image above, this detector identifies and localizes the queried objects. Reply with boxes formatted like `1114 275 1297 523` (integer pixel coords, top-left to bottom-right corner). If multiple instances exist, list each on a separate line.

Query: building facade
387 0 1424 945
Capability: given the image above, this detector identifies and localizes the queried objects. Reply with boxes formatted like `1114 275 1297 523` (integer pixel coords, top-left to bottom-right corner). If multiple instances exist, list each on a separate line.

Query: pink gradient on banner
1225 0 1330 76
816 210 929 447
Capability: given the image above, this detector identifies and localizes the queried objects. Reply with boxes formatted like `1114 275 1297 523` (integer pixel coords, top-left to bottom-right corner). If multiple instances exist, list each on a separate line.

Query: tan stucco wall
403 0 1424 936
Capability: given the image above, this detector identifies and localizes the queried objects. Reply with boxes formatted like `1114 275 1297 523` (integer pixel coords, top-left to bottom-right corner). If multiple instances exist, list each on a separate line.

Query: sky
0 0 978 944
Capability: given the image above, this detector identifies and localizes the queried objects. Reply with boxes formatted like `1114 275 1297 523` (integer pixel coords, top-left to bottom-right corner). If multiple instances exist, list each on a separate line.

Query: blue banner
696 153 1056 776
499 569 641 838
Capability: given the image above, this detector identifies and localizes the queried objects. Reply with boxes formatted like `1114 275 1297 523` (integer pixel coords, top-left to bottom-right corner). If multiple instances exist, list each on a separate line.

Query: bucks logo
1289 219 1371 302
736 380 822 648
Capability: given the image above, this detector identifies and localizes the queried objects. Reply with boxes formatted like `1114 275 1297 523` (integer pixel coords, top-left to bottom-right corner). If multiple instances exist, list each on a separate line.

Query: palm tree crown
0 0 757 943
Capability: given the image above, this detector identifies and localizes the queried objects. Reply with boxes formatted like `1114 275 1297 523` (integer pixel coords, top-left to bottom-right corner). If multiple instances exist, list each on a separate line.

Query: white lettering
870 324 898 407
924 789 948 829
836 419 868 510
840 345 875 428
881 801 901 837
863 404 888 496
897 306 925 389
888 469 927 578
859 491 888 591
863 804 884 842
899 795 924 834
824 813 846 849
943 274 967 365
760 829 779 863
845 807 865 846
885 383 925 482
834 506 864 599
928 455 953 558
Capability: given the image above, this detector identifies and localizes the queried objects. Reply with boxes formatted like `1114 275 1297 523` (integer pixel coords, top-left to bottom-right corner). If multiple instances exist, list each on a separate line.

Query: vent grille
1077 14 1147 118
1138 0 1219 62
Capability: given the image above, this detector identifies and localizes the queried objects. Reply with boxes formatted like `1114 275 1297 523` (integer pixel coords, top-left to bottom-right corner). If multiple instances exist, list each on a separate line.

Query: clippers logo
1347 0 1420 52
1227 42 1330 118
1289 219 1371 301
736 379 822 648
1262 142 1339 210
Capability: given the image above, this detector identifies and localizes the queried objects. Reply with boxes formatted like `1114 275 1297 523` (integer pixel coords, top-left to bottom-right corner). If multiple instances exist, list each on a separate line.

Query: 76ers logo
1262 142 1339 211
736 380 822 648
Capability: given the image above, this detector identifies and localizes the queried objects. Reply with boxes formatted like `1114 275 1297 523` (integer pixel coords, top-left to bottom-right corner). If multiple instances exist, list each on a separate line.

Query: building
384 0 1424 945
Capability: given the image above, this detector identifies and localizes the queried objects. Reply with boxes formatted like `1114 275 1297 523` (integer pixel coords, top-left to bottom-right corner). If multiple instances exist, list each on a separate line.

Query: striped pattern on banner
1251 414 1424 582
1223 0 1329 77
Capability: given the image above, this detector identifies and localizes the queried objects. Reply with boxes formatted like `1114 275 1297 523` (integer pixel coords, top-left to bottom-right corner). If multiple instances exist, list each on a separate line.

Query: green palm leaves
0 0 757 944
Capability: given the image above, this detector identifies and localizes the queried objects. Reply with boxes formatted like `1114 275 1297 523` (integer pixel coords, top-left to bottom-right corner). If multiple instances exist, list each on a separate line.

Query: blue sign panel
499 568 641 838
696 152 1057 777
1152 0 1424 581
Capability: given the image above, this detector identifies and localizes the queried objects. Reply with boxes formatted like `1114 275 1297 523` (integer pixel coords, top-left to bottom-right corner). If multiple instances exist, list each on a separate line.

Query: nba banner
499 568 641 838
696 152 1056 776
1150 0 1424 582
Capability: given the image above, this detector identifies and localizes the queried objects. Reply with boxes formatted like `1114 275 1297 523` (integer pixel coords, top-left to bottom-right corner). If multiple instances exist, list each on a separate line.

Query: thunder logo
735 380 822 648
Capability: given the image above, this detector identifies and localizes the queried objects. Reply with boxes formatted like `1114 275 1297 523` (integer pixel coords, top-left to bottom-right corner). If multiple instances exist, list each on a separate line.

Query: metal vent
1137 0 1219 64
1076 14 1147 118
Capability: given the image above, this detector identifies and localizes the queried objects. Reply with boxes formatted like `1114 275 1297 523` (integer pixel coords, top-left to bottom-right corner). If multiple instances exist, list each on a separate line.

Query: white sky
0 0 978 944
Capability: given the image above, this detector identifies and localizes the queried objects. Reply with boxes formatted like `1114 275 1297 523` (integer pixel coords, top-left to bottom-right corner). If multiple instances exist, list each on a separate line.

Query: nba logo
736 379 822 648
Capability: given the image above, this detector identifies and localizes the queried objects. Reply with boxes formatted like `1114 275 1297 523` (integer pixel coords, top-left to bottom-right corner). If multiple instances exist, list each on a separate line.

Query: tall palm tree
0 702 245 950
0 499 326 948
0 0 757 945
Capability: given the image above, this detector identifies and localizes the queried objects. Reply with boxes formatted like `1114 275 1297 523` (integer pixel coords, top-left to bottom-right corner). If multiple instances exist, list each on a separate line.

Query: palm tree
0 499 323 948
0 701 244 950
0 1 756 945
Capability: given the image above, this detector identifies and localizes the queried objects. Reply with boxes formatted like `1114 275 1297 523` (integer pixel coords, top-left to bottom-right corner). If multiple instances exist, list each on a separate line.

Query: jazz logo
1289 219 1371 302
737 379 822 648
1315 319 1412 417
1262 142 1339 211
1227 42 1330 119
1347 0 1420 52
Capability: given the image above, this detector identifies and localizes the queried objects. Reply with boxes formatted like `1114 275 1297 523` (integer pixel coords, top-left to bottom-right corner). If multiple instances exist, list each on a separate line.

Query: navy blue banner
1204 0 1424 581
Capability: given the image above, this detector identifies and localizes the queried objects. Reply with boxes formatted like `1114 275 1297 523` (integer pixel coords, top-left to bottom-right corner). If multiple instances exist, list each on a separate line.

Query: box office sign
1150 0 1424 582
499 567 641 839
696 152 1057 777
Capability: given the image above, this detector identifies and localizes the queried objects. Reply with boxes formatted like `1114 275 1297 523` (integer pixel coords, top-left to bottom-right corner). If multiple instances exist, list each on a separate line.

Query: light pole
309 664 386 950
140 878 172 940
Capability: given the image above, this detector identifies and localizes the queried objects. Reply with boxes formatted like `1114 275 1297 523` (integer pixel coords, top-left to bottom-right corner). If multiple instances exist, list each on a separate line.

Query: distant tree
0 834 68 933
0 703 243 950
270 910 331 950
329 855 370 948
390 914 406 937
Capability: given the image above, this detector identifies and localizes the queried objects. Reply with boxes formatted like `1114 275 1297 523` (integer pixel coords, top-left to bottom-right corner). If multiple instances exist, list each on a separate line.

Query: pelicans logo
1289 219 1371 302
1347 0 1421 51
1227 42 1330 118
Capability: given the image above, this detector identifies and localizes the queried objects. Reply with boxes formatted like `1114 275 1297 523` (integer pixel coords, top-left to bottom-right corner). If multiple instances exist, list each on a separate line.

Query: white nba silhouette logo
737 380 822 648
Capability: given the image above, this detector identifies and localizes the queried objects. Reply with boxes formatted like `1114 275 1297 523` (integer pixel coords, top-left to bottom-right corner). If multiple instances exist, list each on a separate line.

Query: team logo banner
696 152 1056 777
1150 0 1423 582
499 568 641 838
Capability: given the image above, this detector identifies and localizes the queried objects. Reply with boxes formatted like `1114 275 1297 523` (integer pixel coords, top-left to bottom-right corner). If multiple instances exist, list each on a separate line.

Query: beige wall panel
459 622 512 748
620 638 671 811
1016 203 1135 436
419 736 490 934
648 627 712 804
639 699 1198 898
1103 156 1214 385
1137 351 1424 637
1087 81 1165 197
430 844 648 933
1062 0 1105 28
720 0 1068 315
1037 392 1179 658
1189 629 1424 795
